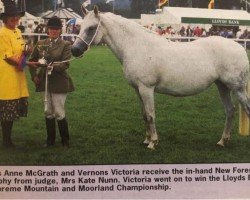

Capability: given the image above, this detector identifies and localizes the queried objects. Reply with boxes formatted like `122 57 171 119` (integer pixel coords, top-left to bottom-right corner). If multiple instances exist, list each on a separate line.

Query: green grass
1 46 250 165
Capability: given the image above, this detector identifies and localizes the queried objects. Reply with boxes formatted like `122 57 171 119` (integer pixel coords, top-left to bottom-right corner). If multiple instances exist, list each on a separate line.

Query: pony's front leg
135 88 151 145
142 105 151 145
216 82 234 147
137 85 158 150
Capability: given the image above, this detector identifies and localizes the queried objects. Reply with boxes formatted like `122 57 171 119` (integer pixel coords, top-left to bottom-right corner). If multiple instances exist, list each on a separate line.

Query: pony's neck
100 13 149 62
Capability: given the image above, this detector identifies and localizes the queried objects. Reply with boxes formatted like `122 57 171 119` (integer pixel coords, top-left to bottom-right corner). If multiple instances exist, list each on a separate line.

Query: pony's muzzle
71 43 88 57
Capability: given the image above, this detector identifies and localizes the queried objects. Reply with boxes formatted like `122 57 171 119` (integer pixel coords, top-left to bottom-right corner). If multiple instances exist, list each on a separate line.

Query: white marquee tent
23 12 37 20
141 7 250 29
20 12 43 28
42 7 81 20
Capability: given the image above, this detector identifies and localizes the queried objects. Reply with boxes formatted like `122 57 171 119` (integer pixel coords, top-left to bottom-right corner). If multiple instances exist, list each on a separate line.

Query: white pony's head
71 5 103 57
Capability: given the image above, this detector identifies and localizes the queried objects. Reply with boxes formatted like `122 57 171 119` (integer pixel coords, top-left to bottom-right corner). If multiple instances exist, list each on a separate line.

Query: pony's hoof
217 140 225 147
147 142 155 150
147 140 158 150
217 137 230 147
143 138 150 145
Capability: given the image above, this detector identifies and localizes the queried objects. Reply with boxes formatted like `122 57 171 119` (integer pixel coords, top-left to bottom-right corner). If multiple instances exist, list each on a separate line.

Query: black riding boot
1 121 14 148
57 118 69 147
45 118 56 147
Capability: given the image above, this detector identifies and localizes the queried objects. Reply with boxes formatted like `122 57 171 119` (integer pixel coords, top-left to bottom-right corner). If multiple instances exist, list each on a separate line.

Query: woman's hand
26 61 40 68
32 76 40 85
4 53 26 71
4 55 20 66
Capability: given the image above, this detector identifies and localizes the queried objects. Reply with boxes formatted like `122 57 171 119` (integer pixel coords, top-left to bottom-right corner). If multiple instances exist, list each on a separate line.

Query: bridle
52 19 101 64
75 19 101 50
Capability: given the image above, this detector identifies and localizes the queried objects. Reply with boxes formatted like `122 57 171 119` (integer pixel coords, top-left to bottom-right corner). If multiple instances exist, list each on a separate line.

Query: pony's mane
101 12 158 36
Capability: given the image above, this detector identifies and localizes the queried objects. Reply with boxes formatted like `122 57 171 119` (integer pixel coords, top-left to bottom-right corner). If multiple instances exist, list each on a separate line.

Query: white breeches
42 92 67 120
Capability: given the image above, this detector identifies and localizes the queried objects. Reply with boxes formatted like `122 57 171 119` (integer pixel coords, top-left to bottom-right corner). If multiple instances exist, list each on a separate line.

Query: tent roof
23 12 37 20
42 8 81 19
162 7 250 26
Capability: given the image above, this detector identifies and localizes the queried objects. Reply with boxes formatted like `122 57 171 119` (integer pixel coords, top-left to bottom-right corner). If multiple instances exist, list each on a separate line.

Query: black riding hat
47 16 62 29
0 0 25 20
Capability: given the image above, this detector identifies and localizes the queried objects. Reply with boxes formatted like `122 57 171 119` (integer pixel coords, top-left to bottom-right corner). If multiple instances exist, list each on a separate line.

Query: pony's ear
81 4 89 16
94 5 99 16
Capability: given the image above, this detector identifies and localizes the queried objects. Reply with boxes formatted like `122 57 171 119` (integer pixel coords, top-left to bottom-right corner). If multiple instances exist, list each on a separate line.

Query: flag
159 0 168 8
83 0 91 7
106 0 114 3
208 0 214 9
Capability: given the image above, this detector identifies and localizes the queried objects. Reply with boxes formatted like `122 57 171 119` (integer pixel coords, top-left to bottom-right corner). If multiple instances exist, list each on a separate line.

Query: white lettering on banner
212 19 228 24
211 19 240 25
228 20 239 25
1 164 250 198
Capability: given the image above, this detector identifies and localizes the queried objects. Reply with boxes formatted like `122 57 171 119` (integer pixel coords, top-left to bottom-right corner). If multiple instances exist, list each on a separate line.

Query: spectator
214 27 221 36
186 25 193 37
236 29 243 39
227 29 234 38
165 26 172 35
17 22 25 33
34 23 45 43
26 22 34 33
149 23 156 31
179 26 186 36
33 21 39 31
201 28 207 37
220 28 228 38
193 26 202 37
73 24 80 34
240 29 248 39
156 26 163 35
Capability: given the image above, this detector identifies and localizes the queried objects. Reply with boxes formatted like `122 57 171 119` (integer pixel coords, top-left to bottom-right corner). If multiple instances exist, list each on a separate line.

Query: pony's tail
239 64 250 135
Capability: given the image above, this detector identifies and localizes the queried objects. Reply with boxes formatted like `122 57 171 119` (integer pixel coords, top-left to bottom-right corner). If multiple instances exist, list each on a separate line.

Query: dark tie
51 39 56 46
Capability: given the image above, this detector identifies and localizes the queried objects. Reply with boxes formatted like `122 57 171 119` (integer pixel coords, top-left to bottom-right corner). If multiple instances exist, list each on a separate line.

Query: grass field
1 46 250 165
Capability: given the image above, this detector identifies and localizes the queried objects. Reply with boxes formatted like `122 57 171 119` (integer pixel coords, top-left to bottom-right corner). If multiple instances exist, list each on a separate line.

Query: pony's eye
88 26 95 32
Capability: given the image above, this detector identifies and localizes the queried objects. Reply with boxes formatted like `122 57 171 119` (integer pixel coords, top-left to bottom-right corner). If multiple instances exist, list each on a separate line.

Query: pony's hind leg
135 84 158 149
216 81 235 147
